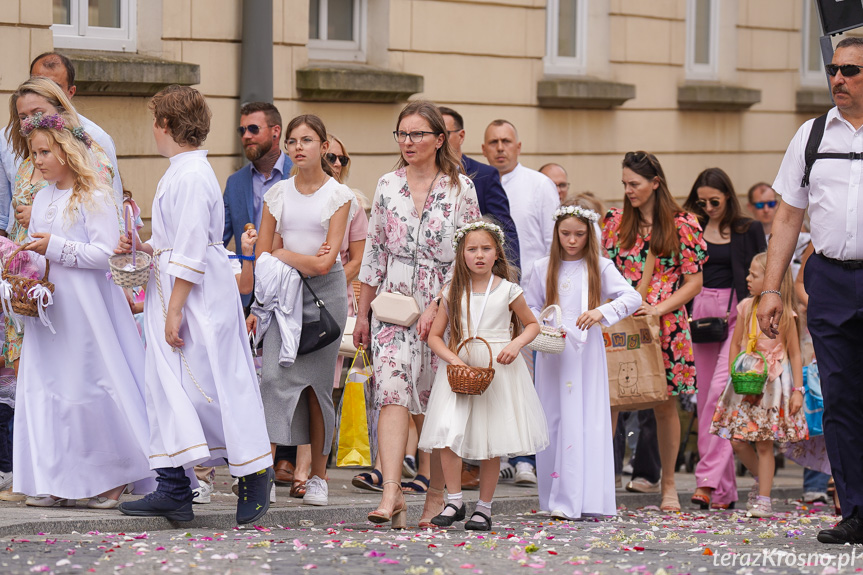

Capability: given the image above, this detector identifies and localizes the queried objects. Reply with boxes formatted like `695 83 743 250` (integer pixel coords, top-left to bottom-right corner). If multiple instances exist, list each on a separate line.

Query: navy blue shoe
236 467 274 525
119 491 194 522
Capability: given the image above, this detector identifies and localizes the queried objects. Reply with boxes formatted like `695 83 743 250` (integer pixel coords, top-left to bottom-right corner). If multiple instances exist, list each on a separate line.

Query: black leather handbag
689 290 734 344
297 275 342 355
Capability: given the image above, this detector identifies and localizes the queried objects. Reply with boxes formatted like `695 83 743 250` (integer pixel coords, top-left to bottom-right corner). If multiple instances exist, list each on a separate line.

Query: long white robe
525 256 641 519
143 150 272 476
13 184 153 498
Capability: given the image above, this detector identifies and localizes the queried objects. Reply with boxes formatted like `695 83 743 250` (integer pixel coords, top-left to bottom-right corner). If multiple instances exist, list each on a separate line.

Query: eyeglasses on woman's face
393 130 439 144
286 137 320 148
325 153 349 166
695 198 722 209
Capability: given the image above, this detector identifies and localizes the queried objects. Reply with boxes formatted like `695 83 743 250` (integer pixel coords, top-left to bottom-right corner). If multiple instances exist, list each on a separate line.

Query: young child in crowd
13 112 153 508
419 220 547 531
115 85 273 524
525 203 641 520
711 252 808 518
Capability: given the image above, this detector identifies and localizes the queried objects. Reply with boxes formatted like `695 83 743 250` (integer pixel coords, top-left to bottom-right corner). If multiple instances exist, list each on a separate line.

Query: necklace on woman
296 173 328 196
45 186 71 223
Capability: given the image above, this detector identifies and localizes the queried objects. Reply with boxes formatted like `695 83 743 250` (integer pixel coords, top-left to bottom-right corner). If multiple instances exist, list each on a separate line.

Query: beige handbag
339 289 361 357
603 251 668 411
370 172 438 328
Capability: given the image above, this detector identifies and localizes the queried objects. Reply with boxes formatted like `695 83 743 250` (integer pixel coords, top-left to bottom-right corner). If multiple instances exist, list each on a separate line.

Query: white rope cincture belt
152 243 223 404
0 278 20 332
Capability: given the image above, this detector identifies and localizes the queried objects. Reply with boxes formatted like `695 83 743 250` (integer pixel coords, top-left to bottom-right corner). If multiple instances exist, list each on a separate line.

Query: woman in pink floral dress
602 151 707 511
354 101 480 528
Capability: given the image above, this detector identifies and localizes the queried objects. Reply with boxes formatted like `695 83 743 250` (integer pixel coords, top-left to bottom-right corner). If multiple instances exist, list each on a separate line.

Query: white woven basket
527 304 566 354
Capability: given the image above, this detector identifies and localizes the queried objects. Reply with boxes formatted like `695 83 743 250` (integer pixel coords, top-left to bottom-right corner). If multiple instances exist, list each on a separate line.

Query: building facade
0 0 840 233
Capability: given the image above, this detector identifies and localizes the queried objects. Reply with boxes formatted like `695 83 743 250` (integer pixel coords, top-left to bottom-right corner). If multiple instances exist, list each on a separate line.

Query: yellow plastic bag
336 347 373 467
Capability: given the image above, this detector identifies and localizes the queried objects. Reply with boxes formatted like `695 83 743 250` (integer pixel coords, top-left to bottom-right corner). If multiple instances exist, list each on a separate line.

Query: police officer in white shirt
481 120 559 286
760 36 863 546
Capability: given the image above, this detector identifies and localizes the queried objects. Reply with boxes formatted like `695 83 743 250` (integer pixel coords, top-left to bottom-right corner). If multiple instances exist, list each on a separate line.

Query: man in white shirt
760 36 863 545
481 120 559 284
539 163 571 203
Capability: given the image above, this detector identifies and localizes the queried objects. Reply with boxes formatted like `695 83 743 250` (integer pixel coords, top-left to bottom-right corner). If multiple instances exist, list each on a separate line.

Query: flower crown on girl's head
553 204 600 224
452 221 506 250
20 113 92 149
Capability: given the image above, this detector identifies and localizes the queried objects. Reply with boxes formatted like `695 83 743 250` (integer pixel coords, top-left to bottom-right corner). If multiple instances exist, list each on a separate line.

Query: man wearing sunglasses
223 102 293 260
746 182 778 237
761 37 863 546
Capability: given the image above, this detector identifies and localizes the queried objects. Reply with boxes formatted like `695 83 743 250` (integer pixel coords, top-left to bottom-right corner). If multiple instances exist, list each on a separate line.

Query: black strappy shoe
465 511 492 531
430 503 466 527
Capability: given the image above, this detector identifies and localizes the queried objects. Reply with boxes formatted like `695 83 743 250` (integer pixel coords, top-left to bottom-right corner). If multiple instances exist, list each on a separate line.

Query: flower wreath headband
20 112 93 149
553 205 600 224
452 221 506 250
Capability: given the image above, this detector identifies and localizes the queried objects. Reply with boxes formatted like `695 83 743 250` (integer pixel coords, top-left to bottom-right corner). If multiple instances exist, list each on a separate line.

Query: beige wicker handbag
447 336 495 395
527 304 567 354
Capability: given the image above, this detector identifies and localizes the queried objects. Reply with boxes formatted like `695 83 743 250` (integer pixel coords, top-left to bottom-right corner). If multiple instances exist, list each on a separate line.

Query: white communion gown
525 256 641 519
13 185 154 499
419 278 548 460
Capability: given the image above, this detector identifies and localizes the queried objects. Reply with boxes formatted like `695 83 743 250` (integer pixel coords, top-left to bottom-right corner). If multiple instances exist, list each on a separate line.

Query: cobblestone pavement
0 497 852 575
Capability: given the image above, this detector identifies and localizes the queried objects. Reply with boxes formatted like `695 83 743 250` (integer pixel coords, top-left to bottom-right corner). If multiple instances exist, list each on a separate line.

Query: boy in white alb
117 85 274 524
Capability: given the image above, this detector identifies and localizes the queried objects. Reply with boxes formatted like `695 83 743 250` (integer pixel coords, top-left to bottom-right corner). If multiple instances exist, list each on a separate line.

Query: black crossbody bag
297 274 342 355
689 290 734 344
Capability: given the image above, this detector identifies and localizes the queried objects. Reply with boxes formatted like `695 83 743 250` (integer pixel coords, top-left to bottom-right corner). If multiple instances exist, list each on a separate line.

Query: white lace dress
13 184 155 498
419 279 549 459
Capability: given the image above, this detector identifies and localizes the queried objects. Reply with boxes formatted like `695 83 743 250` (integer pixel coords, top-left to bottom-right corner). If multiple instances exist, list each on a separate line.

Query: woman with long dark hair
602 151 707 511
682 167 765 510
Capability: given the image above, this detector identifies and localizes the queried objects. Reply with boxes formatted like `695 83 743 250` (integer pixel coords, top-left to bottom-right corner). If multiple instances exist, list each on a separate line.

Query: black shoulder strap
801 113 828 188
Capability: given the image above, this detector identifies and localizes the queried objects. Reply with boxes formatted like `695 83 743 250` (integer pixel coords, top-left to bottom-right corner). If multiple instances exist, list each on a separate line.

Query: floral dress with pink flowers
602 209 707 396
359 168 480 414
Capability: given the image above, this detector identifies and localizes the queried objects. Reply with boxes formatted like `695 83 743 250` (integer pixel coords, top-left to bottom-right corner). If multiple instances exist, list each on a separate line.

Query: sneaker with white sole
514 462 537 486
0 471 11 492
303 475 328 506
499 462 515 483
192 480 213 504
803 491 829 504
748 495 773 518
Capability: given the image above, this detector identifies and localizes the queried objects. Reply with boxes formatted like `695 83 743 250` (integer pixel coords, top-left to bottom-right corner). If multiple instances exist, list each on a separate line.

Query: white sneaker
192 479 213 504
303 475 328 506
0 471 11 492
270 483 276 504
803 491 829 504
514 462 537 486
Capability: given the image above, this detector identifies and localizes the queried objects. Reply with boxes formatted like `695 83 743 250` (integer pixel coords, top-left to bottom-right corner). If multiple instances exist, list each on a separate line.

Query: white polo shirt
773 106 863 260
500 163 559 283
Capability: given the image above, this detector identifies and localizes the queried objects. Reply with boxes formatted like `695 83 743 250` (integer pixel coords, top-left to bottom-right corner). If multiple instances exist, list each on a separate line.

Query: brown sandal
274 460 295 486
290 479 306 498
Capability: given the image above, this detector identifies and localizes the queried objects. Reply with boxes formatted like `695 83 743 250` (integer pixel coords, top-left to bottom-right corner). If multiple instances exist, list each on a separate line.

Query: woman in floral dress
354 101 480 528
602 151 706 511
4 78 118 372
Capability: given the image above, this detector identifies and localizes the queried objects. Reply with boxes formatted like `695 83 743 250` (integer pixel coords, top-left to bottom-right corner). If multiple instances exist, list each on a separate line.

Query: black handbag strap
724 289 734 318
300 274 325 308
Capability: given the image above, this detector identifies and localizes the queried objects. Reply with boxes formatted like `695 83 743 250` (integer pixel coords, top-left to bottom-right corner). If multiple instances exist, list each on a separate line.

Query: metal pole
240 0 274 105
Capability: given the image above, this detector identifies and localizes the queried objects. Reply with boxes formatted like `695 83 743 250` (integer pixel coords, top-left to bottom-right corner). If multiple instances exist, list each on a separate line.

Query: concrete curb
0 487 805 537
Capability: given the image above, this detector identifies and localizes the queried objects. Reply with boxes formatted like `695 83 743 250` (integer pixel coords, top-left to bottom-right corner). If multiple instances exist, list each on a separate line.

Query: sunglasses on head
753 200 777 209
237 124 268 136
825 64 863 77
696 198 722 208
325 153 350 166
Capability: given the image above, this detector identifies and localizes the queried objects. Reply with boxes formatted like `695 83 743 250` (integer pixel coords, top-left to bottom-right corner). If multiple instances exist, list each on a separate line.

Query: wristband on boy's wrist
229 254 255 261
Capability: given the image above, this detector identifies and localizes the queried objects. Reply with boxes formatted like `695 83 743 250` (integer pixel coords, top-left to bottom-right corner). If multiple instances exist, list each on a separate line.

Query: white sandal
25 496 76 507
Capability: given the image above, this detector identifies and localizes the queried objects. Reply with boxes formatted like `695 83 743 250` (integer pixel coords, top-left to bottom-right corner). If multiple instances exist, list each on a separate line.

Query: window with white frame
685 0 718 79
801 0 825 86
308 0 367 62
52 0 136 52
544 0 588 75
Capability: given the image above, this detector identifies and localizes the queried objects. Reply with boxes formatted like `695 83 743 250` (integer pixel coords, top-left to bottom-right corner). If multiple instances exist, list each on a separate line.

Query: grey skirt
261 263 347 451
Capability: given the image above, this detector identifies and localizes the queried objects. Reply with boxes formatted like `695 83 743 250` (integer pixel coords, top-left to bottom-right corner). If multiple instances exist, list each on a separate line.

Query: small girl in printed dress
419 220 547 531
711 252 807 518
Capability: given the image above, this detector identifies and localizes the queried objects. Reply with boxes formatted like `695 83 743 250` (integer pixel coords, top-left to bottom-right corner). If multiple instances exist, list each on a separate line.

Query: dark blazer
729 218 767 302
461 154 521 271
223 153 293 247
